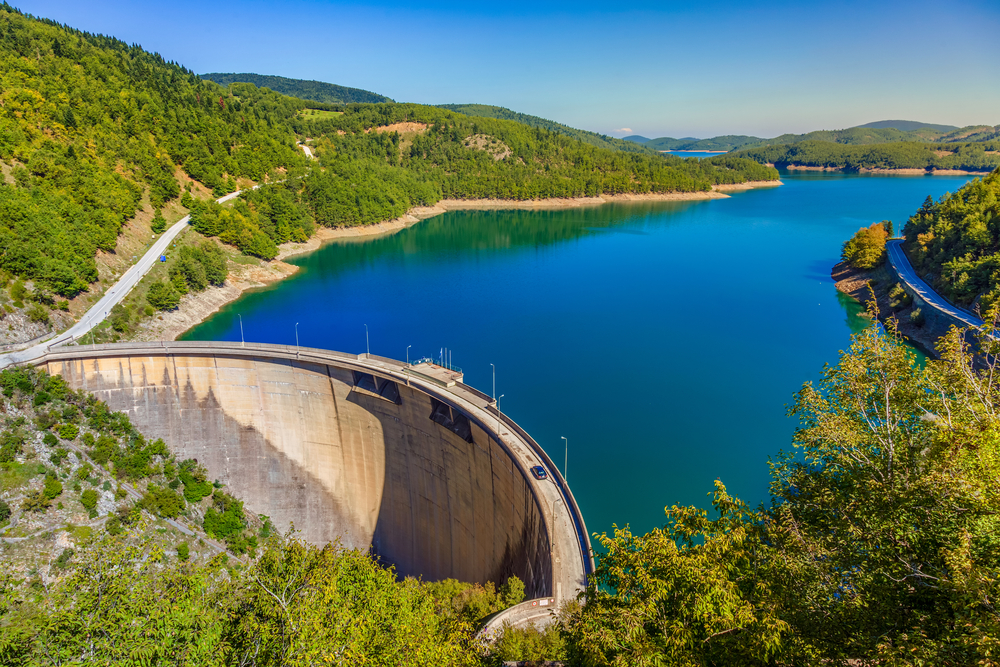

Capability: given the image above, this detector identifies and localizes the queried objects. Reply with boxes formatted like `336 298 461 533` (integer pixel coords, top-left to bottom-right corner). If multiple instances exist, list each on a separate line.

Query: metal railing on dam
28 340 593 621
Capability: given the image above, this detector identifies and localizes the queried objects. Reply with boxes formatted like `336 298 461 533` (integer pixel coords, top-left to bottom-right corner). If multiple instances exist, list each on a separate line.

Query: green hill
623 134 650 144
201 72 393 104
852 119 958 132
437 104 659 155
644 135 763 152
729 139 1000 172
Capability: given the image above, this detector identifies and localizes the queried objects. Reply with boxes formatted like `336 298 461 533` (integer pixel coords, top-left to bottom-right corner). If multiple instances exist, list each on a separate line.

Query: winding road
0 190 246 370
885 239 984 328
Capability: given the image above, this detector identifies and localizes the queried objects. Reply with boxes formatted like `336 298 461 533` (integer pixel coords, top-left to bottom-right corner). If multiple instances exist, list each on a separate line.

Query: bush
0 499 10 523
53 548 74 568
80 488 99 512
26 303 50 325
57 423 79 441
105 515 122 535
43 473 63 500
910 307 925 327
138 484 183 518
151 209 167 234
177 541 190 561
22 488 50 512
146 281 180 311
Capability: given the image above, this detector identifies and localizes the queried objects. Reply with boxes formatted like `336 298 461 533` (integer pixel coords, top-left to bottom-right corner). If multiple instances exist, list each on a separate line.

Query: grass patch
0 461 42 491
297 108 343 120
67 525 93 542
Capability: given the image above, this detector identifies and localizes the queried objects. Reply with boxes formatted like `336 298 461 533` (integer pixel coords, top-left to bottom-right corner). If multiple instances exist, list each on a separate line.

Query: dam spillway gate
33 342 592 607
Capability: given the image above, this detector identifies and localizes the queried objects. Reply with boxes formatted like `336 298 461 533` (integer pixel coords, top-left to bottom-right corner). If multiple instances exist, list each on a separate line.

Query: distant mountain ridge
853 119 958 132
626 120 998 153
201 73 392 104
437 104 659 155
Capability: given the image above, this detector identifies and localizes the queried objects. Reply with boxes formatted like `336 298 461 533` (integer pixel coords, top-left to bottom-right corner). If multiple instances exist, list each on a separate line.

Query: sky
16 0 1000 138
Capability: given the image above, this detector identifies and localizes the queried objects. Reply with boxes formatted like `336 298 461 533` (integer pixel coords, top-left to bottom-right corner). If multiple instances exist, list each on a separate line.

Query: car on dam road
530 465 548 480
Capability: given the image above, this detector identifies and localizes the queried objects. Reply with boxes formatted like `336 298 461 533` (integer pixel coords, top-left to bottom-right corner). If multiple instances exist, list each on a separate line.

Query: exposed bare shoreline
148 182 783 340
776 164 990 176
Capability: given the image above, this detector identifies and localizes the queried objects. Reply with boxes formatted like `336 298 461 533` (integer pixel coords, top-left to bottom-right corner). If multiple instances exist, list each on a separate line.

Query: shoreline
831 260 945 358
775 163 991 176
143 182 784 341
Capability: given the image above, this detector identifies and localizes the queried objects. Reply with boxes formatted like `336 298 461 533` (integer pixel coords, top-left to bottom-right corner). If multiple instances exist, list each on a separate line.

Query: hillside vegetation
902 168 1000 311
438 104 659 155
202 72 392 104
295 104 777 227
636 122 1000 153
0 5 308 298
731 139 1000 172
0 5 777 324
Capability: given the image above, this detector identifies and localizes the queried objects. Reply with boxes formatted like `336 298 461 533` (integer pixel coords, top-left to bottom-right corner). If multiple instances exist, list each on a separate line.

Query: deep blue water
182 171 976 538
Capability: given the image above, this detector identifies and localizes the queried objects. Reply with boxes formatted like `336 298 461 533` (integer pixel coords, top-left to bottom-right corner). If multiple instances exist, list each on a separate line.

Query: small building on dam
34 342 591 610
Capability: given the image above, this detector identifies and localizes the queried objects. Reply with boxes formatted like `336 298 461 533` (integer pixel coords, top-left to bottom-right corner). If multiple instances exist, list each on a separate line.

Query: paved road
885 240 984 329
0 190 246 370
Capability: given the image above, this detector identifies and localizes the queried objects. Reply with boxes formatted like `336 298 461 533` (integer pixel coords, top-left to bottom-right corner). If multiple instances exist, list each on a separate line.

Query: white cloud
613 127 633 133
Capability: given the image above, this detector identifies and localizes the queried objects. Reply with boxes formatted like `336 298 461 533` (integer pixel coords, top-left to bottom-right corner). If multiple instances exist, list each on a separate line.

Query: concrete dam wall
38 342 590 602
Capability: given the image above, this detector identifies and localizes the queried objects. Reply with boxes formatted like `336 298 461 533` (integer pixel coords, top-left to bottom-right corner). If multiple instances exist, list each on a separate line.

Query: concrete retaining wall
47 351 553 596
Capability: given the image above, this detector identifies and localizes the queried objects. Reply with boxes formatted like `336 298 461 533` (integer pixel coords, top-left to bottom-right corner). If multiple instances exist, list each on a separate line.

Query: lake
182 171 977 538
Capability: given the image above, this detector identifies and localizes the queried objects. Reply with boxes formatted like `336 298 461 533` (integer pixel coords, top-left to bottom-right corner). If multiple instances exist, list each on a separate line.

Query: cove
182 171 978 538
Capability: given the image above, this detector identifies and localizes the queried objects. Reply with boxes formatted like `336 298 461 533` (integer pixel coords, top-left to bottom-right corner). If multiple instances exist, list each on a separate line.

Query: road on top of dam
30 340 593 615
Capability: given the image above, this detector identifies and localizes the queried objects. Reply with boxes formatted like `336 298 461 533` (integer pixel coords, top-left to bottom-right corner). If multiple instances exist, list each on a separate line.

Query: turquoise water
182 171 976 538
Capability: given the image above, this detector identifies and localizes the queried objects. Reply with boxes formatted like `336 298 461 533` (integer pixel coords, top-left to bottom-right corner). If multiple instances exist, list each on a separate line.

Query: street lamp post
364 324 370 357
295 322 299 350
490 363 496 401
238 314 244 348
561 436 568 482
407 345 411 366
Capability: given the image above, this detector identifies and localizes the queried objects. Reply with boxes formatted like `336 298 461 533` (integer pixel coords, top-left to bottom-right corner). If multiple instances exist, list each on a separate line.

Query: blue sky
17 0 1000 138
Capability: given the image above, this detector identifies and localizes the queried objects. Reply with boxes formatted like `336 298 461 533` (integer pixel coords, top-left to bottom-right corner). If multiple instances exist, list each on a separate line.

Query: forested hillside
0 4 307 298
731 140 1000 172
202 72 392 104
438 104 657 155
640 122 1000 153
902 168 1000 311
293 104 777 226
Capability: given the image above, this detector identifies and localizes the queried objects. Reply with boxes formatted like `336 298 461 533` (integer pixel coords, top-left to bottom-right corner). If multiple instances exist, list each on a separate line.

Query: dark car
530 465 547 480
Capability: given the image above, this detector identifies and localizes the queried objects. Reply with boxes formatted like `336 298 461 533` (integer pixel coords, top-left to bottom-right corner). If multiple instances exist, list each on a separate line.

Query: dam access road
29 341 593 627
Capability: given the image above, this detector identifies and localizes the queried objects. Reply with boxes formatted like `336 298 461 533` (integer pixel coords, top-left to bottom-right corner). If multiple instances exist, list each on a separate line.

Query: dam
32 341 591 611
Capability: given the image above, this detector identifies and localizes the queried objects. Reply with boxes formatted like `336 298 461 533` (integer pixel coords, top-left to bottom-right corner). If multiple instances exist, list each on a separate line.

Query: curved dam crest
36 342 590 605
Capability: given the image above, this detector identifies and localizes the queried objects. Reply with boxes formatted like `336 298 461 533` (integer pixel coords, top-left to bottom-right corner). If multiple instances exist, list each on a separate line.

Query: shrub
26 303 50 325
43 473 63 500
57 423 79 441
42 432 57 446
910 307 925 327
105 515 122 535
54 548 74 568
139 484 183 518
177 541 190 561
22 488 49 512
80 489 99 512
0 499 10 523
146 281 180 311
151 209 167 234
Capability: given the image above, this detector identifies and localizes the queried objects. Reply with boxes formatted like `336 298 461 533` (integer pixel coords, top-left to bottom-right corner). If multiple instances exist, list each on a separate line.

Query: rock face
47 350 553 596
